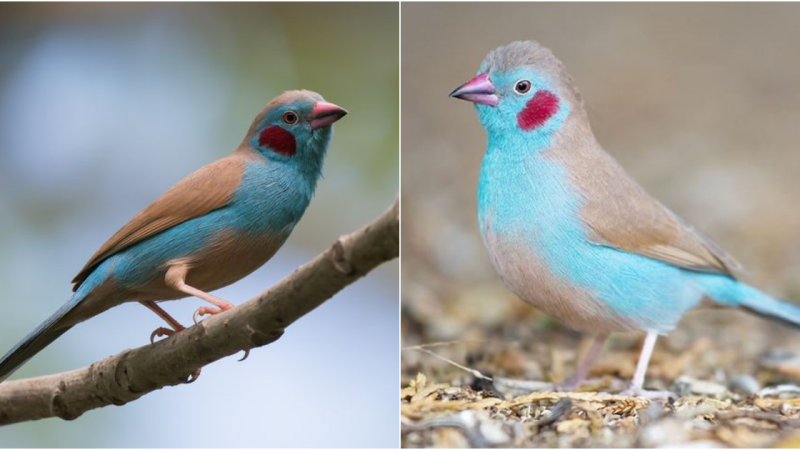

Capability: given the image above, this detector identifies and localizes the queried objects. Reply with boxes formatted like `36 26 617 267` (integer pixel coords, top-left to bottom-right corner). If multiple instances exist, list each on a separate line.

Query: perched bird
450 41 800 396
0 90 347 383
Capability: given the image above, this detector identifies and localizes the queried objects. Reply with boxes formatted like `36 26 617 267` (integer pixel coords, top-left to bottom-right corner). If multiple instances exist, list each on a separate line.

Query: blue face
249 98 333 167
475 68 570 143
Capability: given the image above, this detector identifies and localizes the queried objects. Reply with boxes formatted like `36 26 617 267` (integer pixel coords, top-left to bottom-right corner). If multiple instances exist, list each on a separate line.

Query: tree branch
0 199 399 426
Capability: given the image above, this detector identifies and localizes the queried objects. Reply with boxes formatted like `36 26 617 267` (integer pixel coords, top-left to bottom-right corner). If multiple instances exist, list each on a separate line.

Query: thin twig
402 339 520 351
408 347 493 382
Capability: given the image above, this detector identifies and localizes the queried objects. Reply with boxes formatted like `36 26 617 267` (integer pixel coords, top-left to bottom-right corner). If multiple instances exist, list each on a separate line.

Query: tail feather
0 301 77 383
739 292 800 329
699 274 800 329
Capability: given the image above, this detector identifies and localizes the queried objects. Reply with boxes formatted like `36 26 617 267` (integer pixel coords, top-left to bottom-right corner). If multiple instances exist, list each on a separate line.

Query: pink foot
141 301 201 381
148 326 202 381
189 303 248 361
192 303 233 324
150 326 180 344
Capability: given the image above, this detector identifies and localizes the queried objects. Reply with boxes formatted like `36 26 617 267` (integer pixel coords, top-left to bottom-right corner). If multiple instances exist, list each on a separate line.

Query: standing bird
0 90 347 383
450 41 800 396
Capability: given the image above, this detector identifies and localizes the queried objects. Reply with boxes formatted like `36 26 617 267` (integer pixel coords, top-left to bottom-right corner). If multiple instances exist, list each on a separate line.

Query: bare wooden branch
0 199 399 426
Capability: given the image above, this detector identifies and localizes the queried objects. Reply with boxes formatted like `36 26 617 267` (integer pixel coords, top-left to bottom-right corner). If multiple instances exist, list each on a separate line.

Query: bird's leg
164 264 235 324
621 330 675 399
141 300 186 343
164 264 249 361
630 331 657 391
559 333 608 391
140 300 201 381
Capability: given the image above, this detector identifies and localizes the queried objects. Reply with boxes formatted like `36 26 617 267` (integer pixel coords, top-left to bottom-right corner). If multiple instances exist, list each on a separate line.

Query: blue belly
479 150 710 332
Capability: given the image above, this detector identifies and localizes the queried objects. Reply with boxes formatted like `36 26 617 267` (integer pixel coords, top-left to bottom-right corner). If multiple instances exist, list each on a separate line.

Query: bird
449 40 800 396
0 90 347 383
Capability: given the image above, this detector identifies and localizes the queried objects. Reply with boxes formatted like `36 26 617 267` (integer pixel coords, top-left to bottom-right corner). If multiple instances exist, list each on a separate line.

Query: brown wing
554 142 742 277
72 153 248 290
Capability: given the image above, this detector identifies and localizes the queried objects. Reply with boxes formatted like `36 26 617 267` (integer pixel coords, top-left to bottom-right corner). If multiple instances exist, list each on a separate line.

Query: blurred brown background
401 3 800 387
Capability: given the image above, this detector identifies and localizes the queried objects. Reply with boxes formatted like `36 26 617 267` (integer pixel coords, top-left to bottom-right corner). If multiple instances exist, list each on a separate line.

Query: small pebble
672 376 728 398
466 411 510 446
639 418 687 447
642 401 665 422
727 374 760 396
758 384 800 398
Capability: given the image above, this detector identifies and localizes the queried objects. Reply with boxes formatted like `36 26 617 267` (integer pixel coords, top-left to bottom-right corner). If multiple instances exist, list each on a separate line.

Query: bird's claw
192 306 223 325
238 348 251 362
150 327 176 344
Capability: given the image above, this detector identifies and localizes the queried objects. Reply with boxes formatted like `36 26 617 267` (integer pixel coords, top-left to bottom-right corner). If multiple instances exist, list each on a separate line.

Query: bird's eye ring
514 80 532 94
282 111 299 125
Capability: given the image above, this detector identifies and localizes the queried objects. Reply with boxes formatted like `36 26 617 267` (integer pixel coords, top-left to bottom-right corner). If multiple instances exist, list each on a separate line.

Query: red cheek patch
517 90 559 131
258 126 296 156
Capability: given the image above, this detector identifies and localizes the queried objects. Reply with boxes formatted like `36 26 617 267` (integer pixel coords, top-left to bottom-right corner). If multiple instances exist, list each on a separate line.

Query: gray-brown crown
480 41 585 109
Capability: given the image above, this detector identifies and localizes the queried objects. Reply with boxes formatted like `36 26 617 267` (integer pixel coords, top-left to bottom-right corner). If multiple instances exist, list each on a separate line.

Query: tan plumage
547 116 742 277
72 152 251 290
501 40 743 278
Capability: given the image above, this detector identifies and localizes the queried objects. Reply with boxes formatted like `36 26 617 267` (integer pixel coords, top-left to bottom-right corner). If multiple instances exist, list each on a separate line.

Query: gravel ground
401 300 800 448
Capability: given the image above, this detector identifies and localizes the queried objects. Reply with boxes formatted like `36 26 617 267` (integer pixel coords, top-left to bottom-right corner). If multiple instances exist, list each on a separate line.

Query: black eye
282 111 298 125
515 80 531 94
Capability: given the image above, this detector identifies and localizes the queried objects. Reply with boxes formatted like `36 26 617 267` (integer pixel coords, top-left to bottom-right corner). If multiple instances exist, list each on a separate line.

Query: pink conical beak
310 101 348 130
449 72 498 106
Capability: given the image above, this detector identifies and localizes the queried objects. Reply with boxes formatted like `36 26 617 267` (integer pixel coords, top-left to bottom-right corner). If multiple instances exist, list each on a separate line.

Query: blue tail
0 299 79 383
697 274 800 329
738 288 800 329
0 259 118 382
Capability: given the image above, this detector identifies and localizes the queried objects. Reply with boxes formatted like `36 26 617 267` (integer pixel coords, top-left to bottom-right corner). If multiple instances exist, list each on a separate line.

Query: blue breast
229 159 314 235
479 137 707 333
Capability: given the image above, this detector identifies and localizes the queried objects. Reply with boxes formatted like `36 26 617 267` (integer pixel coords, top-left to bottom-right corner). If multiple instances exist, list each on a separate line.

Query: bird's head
244 90 347 170
450 41 582 143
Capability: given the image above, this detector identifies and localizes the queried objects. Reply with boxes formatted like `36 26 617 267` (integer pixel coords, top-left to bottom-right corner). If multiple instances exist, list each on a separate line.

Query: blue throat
477 92 571 236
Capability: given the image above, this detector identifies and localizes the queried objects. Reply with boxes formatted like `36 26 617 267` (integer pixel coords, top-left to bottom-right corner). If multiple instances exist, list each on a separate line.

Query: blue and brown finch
0 90 347 382
450 41 800 395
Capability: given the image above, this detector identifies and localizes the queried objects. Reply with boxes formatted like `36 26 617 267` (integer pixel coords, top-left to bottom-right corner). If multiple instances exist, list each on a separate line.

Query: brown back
72 153 250 290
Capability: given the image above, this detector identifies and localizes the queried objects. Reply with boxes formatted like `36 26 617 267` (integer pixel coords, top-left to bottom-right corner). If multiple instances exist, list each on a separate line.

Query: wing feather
552 141 742 277
71 153 249 290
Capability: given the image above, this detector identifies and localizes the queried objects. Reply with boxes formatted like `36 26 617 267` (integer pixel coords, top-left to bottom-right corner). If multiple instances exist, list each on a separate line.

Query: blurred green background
0 2 398 447
402 3 800 391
